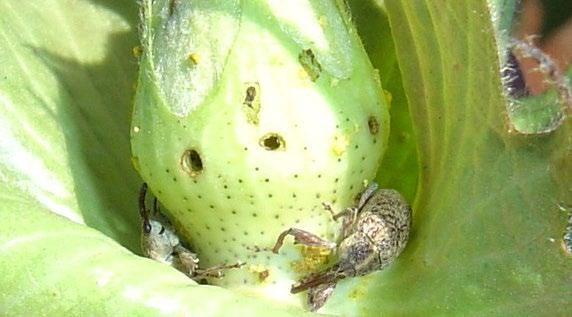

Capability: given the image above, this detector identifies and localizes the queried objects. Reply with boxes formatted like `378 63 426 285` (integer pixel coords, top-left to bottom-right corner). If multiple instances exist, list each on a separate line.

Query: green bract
1 0 571 316
131 0 389 306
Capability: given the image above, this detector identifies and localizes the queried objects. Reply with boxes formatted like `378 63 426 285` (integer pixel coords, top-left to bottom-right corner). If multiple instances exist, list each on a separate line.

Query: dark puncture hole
242 82 261 125
368 116 379 135
298 49 322 82
181 149 203 177
168 0 177 16
259 133 285 151
244 86 257 108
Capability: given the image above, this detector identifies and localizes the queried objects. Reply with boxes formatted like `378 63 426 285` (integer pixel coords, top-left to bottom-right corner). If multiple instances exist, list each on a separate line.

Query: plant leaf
0 1 315 315
347 0 419 203
362 1 571 315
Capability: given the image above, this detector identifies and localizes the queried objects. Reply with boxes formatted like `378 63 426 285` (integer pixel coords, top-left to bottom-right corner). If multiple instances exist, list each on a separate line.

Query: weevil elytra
139 183 243 280
273 183 411 311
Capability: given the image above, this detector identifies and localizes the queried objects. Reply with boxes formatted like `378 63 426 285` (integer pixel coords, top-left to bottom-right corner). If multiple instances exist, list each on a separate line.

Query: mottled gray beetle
139 183 243 280
273 183 412 311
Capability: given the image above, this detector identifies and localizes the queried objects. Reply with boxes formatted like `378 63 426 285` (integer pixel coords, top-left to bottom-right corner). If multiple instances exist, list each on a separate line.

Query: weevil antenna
138 183 152 233
291 268 345 294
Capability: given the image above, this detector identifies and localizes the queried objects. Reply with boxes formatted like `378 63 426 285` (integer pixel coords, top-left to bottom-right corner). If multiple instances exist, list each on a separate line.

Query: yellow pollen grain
382 89 393 109
132 46 143 58
298 68 310 81
332 134 349 156
248 265 270 283
291 245 332 273
188 52 200 65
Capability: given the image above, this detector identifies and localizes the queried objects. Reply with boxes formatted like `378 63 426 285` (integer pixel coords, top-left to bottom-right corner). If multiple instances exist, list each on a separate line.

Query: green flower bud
131 0 389 307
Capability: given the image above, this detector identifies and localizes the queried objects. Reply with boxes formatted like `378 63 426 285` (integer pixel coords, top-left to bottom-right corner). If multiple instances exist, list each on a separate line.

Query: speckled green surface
131 0 389 304
0 0 570 316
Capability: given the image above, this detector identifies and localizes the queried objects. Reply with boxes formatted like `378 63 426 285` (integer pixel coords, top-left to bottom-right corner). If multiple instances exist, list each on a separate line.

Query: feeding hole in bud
299 49 322 82
187 53 200 66
242 82 261 124
259 133 285 151
244 86 257 108
368 116 379 135
181 149 203 177
168 0 177 16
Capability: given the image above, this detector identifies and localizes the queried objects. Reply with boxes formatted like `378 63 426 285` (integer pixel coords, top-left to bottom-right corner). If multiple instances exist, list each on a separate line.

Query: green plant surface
488 0 571 135
347 0 419 203
131 0 391 306
0 1 313 316
373 0 571 315
487 0 519 64
0 0 570 316
506 87 567 134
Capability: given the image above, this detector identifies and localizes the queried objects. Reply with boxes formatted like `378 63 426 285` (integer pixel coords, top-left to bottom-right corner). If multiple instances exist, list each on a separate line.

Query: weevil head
335 189 412 276
307 281 337 312
337 230 381 276
141 218 180 263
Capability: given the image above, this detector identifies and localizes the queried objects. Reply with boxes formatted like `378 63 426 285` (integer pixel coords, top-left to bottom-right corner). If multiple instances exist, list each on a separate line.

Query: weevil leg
322 203 359 239
322 182 378 239
343 182 379 238
341 210 358 239
173 245 243 280
272 228 336 253
307 281 337 312
193 262 245 280
291 267 345 294
357 182 379 210
322 202 355 221
172 244 200 277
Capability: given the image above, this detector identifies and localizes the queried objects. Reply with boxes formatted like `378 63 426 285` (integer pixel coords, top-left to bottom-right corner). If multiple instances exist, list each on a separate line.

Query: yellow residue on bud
133 126 140 133
188 52 200 65
348 275 373 299
291 245 332 273
131 156 140 173
318 15 328 27
297 68 310 82
332 133 349 156
382 89 393 109
132 46 143 58
348 284 367 299
248 265 270 283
